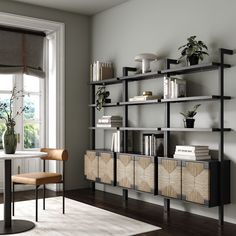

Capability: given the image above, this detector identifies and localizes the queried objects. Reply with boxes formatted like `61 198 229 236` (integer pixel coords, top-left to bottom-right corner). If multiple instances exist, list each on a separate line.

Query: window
0 74 45 150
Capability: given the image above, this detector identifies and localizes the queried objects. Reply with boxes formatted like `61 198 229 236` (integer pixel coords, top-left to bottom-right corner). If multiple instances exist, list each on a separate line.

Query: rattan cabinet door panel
84 150 98 181
135 155 155 193
182 161 209 205
98 152 114 185
117 154 134 189
158 158 181 199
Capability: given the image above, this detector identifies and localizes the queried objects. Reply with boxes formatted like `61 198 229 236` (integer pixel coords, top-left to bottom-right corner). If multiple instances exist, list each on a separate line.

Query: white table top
0 151 47 160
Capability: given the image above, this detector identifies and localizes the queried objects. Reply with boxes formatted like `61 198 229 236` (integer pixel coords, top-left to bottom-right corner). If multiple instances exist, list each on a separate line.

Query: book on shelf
163 76 186 99
173 154 211 160
111 130 133 152
98 118 123 124
97 123 122 128
175 151 209 156
174 145 211 160
175 145 209 153
143 133 164 156
97 115 123 127
129 95 159 102
90 61 114 82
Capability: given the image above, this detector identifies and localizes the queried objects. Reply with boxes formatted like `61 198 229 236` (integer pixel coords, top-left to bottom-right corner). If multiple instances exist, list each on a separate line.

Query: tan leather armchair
12 148 68 222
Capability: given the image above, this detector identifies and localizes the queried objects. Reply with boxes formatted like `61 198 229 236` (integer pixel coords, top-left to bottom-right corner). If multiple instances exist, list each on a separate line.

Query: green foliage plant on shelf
178 36 209 65
180 104 201 128
0 87 29 153
96 86 110 111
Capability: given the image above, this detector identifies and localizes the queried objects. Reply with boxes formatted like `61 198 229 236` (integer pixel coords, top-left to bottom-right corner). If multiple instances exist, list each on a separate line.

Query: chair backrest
40 148 68 161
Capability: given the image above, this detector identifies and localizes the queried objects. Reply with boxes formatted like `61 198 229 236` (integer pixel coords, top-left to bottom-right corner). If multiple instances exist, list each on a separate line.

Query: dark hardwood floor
1 188 235 236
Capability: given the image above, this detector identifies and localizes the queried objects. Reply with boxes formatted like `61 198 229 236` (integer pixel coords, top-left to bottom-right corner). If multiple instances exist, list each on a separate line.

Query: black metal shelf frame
88 95 231 107
89 48 234 226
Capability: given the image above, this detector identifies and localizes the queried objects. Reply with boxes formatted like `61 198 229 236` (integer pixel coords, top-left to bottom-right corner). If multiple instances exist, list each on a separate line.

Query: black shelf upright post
218 48 233 226
122 67 137 201
122 67 137 152
90 84 96 150
90 84 96 191
163 59 178 220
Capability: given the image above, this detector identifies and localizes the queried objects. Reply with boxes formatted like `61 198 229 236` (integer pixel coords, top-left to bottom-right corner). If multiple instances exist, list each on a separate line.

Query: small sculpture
135 53 157 73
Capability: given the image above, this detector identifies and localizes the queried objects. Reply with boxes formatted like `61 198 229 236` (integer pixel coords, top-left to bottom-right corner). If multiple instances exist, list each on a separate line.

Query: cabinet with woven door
158 157 181 199
84 150 98 181
84 150 116 185
134 155 156 194
116 153 134 189
117 153 156 193
182 160 230 207
98 151 116 185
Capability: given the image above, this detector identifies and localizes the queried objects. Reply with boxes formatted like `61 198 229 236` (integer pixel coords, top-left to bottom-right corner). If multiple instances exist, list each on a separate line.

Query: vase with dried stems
0 87 28 154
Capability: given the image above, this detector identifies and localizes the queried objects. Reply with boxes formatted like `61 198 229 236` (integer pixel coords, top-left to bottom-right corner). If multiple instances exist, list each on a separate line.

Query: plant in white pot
180 104 201 128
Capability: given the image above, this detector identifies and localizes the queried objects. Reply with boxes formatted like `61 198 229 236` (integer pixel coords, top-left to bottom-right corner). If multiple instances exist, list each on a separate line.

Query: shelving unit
87 48 234 226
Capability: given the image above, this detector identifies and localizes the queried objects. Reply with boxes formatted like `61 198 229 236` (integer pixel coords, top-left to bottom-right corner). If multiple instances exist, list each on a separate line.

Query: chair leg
63 182 65 214
43 184 46 210
12 183 15 216
35 185 39 222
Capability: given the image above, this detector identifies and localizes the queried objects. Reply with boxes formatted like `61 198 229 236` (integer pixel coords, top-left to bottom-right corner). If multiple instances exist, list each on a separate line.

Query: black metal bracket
122 67 137 76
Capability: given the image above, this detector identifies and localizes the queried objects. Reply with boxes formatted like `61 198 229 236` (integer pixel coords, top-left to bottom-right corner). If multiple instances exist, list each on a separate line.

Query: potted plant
178 36 208 65
96 86 110 111
180 104 201 128
0 87 28 154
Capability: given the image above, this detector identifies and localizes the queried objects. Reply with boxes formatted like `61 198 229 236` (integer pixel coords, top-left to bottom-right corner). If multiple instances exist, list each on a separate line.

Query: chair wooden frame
12 148 68 222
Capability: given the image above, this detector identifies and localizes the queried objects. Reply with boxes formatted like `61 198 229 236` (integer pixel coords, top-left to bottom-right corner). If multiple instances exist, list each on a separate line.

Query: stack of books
143 133 164 156
174 145 211 160
90 61 114 81
163 76 186 99
97 116 123 127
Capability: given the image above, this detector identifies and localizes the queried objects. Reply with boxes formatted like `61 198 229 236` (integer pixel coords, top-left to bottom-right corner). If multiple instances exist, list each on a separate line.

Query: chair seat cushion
12 172 62 185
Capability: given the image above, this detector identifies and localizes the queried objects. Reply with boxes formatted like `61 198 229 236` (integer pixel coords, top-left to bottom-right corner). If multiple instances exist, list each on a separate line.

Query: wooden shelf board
161 95 231 103
161 62 231 75
161 128 232 132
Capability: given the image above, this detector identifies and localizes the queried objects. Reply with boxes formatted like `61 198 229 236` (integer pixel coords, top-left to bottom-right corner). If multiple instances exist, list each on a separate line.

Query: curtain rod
0 25 46 37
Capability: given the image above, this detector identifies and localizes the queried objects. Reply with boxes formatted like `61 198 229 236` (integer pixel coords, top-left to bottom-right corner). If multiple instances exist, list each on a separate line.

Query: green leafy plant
180 104 201 119
0 87 29 131
178 36 208 64
96 86 110 111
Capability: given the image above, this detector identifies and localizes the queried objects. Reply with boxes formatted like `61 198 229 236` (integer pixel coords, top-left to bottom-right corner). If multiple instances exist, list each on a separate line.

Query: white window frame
0 12 65 191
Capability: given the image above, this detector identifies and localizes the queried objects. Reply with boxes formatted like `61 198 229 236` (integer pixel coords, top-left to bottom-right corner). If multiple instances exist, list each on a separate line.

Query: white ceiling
13 0 129 15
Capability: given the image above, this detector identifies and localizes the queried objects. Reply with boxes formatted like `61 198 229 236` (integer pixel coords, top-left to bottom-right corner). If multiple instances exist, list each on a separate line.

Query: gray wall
0 0 90 189
91 0 236 223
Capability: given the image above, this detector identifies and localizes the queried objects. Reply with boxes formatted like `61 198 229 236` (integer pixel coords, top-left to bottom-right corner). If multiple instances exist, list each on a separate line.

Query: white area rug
0 197 160 236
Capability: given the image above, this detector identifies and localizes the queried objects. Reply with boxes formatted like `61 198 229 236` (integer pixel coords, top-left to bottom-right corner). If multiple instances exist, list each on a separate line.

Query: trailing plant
96 86 110 111
178 36 208 64
180 104 201 119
